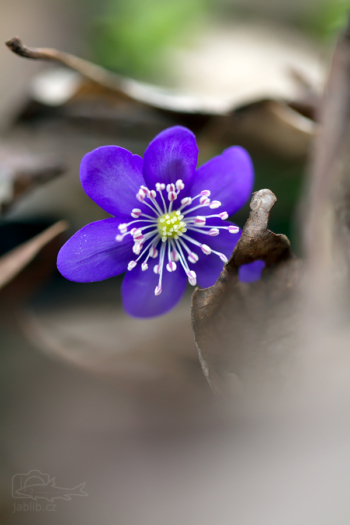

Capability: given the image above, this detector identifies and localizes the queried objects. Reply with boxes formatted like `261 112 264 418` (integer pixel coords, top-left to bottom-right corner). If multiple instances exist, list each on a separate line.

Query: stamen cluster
116 179 239 296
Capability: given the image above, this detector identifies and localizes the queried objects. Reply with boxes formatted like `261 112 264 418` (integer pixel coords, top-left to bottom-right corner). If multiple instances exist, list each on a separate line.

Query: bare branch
5 37 126 92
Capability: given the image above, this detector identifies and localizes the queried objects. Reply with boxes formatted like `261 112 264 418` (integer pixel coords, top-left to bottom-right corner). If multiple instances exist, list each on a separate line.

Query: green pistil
157 210 187 242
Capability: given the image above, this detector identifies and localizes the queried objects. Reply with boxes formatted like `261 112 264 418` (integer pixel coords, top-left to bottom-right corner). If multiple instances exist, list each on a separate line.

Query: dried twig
6 37 126 92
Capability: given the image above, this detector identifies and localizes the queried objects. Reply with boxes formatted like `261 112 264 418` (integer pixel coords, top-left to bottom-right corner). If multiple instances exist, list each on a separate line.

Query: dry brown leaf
6 30 320 158
191 190 300 397
0 220 68 290
0 146 64 213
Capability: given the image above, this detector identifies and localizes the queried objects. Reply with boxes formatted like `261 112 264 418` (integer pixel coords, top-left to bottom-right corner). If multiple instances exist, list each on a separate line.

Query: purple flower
57 126 262 318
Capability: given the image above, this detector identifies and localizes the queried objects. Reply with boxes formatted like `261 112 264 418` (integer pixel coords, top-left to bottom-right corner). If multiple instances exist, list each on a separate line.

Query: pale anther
118 223 128 233
166 261 177 272
199 196 210 205
201 244 211 255
188 252 199 263
131 208 142 218
128 261 137 271
187 270 197 286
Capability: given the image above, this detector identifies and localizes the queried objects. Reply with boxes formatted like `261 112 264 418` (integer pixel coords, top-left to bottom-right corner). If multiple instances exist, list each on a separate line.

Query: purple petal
122 260 187 318
57 218 133 282
80 146 150 219
189 146 254 217
142 126 198 190
186 219 240 289
238 260 265 283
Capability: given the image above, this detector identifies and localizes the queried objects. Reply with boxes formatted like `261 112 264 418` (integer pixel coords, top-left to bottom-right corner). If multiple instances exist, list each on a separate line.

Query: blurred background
1 0 350 523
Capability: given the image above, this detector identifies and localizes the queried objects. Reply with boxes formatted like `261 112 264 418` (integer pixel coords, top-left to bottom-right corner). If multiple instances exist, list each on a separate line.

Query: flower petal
142 126 198 189
80 146 149 219
187 220 240 289
189 146 254 217
238 260 265 283
122 259 187 318
57 219 133 282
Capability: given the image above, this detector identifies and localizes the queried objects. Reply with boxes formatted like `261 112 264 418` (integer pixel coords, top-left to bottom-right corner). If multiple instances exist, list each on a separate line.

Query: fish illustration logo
12 470 88 502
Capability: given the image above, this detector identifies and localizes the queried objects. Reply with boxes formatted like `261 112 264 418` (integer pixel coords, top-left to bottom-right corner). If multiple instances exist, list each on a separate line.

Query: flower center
116 179 240 296
157 210 187 241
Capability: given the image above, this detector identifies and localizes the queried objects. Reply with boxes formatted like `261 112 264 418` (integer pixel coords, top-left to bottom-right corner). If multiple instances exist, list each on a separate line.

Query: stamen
133 233 144 244
154 243 166 296
178 190 210 212
185 226 221 237
180 197 192 208
171 249 180 262
129 181 233 293
200 244 211 255
176 179 185 191
166 261 177 272
118 223 128 234
119 219 157 233
134 235 159 265
173 239 197 286
127 261 137 271
145 188 164 216
181 201 212 216
177 237 198 263
188 252 199 263
136 191 146 202
136 187 162 216
166 241 177 272
199 196 210 205
131 208 141 218
187 270 197 286
156 183 167 213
